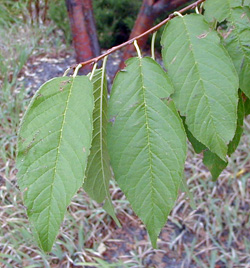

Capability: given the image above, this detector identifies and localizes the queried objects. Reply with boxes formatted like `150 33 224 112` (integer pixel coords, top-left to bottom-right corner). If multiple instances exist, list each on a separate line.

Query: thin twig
70 0 206 69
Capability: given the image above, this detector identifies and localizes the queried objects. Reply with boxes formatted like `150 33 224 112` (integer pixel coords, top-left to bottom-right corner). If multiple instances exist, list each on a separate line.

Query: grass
1 4 250 268
0 23 35 176
0 10 65 177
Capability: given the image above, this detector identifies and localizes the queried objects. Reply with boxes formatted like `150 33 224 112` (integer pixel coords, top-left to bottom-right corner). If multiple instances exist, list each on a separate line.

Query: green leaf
107 57 187 247
203 150 228 180
185 93 244 157
183 117 228 180
204 0 250 23
245 97 250 115
228 93 245 155
161 14 238 160
17 76 94 252
84 68 120 227
204 1 250 98
181 116 206 154
223 6 250 98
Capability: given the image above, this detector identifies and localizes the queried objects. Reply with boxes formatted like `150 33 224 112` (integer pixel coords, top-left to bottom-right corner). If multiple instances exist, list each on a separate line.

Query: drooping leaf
228 93 245 155
181 116 206 154
224 7 250 98
17 76 94 252
108 57 187 247
205 2 250 98
184 92 244 157
204 0 250 23
161 14 238 160
245 97 250 115
203 150 228 180
84 68 120 226
183 116 228 180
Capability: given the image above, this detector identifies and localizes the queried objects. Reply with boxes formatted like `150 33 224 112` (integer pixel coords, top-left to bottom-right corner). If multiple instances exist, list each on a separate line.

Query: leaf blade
108 57 187 247
17 76 94 252
203 0 249 23
161 14 238 160
228 93 245 155
204 1 250 98
181 116 206 154
84 68 120 226
224 6 250 98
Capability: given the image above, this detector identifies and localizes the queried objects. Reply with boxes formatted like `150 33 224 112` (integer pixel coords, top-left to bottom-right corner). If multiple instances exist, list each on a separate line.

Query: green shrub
93 0 141 48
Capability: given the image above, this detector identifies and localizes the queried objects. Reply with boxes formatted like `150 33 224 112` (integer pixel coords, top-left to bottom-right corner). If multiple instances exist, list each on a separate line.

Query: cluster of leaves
16 0 250 252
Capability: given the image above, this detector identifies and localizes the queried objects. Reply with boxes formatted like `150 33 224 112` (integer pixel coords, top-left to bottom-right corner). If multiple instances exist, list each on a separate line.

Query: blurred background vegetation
0 0 143 47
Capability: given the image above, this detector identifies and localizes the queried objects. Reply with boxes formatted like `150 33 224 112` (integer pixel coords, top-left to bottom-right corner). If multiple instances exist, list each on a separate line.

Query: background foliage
93 0 141 48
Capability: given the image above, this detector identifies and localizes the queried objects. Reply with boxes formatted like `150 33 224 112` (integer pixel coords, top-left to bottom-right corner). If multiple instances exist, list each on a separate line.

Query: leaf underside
108 57 187 247
161 14 238 160
84 68 120 226
17 76 94 252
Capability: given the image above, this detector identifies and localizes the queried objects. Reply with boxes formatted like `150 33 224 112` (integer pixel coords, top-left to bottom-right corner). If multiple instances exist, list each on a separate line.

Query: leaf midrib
99 68 111 204
138 58 156 225
43 77 75 248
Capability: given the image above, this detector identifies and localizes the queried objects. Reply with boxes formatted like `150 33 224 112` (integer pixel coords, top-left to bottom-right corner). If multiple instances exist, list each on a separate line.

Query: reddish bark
82 0 100 58
42 0 48 23
120 0 193 68
66 0 100 73
35 0 40 24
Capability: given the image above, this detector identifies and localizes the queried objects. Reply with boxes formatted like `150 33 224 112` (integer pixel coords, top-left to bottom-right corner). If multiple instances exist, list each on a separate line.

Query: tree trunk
82 0 100 58
66 0 100 73
120 0 193 68
42 0 48 23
